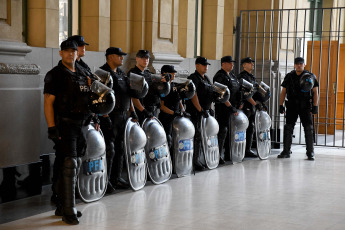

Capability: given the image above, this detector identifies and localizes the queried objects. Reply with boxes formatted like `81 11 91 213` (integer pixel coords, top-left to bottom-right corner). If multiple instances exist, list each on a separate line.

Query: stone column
201 0 224 60
80 0 110 51
27 0 59 48
223 0 237 57
178 0 196 58
110 0 131 52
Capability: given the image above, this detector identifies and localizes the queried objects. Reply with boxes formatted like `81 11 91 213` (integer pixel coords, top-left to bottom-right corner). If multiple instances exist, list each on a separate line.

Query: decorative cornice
0 63 40 75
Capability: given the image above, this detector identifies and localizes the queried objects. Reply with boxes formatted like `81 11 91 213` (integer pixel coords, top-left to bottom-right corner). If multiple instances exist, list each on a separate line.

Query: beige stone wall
0 0 23 42
178 0 196 58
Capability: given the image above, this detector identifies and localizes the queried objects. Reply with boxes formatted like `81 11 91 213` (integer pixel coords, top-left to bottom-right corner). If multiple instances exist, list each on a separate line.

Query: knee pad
63 157 78 177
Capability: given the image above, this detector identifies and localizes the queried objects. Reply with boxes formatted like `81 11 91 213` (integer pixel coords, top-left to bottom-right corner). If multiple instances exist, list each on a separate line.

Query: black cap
294 57 305 64
67 35 89 46
161 65 177 74
136 50 150 58
195 56 211 65
221 56 236 63
60 40 78 51
105 47 127 56
241 57 255 65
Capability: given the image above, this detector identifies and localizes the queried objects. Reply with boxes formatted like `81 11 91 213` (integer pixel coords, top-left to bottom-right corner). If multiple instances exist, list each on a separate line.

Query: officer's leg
300 110 315 160
278 104 298 158
110 113 129 189
192 116 205 170
245 111 257 157
218 125 228 164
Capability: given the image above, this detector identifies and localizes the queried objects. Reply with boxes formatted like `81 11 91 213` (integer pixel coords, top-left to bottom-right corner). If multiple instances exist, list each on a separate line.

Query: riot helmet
212 82 230 103
174 78 196 100
93 68 113 88
300 72 315 92
239 78 255 99
253 81 271 102
89 81 115 115
128 72 149 99
151 74 171 97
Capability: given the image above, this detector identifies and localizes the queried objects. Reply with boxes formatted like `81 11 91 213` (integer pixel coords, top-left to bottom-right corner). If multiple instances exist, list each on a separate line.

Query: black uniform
213 69 242 161
44 61 93 220
100 63 132 188
280 70 319 158
185 71 213 168
237 70 258 155
159 82 182 150
128 66 161 123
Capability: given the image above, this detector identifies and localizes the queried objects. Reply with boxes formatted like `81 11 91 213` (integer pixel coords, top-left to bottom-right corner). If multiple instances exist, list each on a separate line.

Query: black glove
255 103 263 111
209 109 215 116
100 116 112 129
130 111 139 120
174 110 182 117
279 105 285 114
183 111 191 117
312 106 318 114
142 109 153 119
48 126 59 143
262 104 268 111
92 115 100 124
227 106 237 114
200 109 209 118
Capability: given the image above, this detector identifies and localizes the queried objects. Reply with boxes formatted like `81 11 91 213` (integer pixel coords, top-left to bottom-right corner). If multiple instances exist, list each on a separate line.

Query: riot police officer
185 56 213 171
44 40 92 225
158 65 187 156
277 57 319 160
99 47 138 192
213 56 242 163
128 50 166 123
237 57 263 158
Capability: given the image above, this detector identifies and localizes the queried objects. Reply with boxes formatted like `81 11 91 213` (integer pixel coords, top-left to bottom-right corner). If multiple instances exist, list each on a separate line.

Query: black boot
278 124 294 158
61 157 79 225
245 122 257 158
305 125 315 161
218 126 228 164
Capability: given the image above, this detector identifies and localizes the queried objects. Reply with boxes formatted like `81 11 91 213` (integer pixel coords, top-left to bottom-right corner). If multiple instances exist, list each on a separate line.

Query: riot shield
172 116 195 177
142 117 172 184
77 123 107 203
229 110 249 163
255 110 271 160
124 118 147 191
200 114 220 169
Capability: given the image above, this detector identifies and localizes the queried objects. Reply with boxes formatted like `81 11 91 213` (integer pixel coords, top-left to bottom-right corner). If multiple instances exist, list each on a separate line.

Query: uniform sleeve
281 74 289 88
43 71 57 95
213 72 226 85
313 75 319 88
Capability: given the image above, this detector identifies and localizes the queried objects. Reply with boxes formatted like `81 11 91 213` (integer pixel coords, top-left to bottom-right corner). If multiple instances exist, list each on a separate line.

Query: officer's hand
200 109 209 118
48 126 60 143
255 103 263 111
227 106 238 114
279 105 285 114
92 115 101 131
174 110 182 117
262 104 268 111
183 111 191 118
130 111 139 121
100 116 112 130
312 106 318 114
208 109 215 117
239 103 244 110
142 109 154 119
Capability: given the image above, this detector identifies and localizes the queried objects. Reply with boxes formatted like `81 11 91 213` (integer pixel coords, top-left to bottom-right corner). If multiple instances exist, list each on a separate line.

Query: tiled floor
1 145 345 230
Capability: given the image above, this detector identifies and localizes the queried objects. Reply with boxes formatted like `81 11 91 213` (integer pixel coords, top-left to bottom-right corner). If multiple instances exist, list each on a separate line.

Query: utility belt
57 116 91 126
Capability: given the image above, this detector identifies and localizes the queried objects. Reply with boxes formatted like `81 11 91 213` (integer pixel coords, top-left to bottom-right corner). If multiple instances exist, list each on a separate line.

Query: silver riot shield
172 116 195 177
255 110 271 160
229 110 249 163
77 123 107 203
200 115 220 169
124 118 147 191
142 117 172 184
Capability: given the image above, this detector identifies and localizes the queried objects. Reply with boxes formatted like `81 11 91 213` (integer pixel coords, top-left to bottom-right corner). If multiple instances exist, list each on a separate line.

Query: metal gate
235 7 345 148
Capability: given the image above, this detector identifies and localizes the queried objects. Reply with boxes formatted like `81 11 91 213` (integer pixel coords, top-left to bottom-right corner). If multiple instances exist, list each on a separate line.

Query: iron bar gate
235 7 345 148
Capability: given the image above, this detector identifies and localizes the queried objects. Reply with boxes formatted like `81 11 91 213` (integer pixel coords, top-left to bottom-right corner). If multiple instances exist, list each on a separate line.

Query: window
309 0 323 37
59 0 79 45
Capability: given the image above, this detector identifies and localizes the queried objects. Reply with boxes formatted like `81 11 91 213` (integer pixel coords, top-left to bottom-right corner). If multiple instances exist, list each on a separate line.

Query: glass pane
59 0 69 45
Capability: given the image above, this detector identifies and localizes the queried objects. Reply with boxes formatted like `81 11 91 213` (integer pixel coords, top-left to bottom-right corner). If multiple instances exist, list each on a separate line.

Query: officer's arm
190 93 202 112
312 87 319 106
224 101 231 107
280 87 287 105
129 100 135 112
179 101 185 112
247 97 256 106
132 98 145 112
44 93 56 128
160 100 174 115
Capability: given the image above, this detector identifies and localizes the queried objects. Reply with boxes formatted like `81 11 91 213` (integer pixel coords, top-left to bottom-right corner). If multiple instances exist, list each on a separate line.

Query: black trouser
101 111 129 184
215 108 231 161
243 106 255 152
158 112 175 165
285 101 314 156
190 112 204 167
53 118 88 216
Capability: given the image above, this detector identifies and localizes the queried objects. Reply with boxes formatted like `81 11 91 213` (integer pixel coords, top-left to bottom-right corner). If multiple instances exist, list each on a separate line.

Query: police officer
237 57 263 158
277 57 319 160
185 56 213 171
159 65 187 156
44 40 92 225
213 56 242 163
129 50 166 123
67 35 91 73
99 47 138 192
